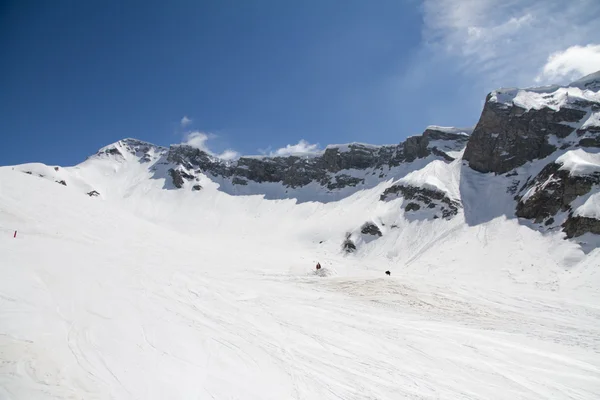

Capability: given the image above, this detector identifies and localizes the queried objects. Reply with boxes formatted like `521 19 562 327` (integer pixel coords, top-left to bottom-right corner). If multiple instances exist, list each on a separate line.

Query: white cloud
218 149 240 161
180 116 192 127
184 131 212 150
536 44 600 84
184 131 239 161
421 0 600 87
271 140 320 156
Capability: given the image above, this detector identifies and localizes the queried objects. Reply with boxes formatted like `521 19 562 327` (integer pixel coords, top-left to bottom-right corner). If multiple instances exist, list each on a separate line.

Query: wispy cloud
270 140 320 156
218 149 240 161
421 0 600 86
257 146 273 156
536 44 600 84
184 131 239 161
180 116 192 127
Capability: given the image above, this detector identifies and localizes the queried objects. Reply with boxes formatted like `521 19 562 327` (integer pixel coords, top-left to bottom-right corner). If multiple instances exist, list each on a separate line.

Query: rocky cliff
53 71 600 248
463 71 600 239
168 127 468 190
95 126 469 196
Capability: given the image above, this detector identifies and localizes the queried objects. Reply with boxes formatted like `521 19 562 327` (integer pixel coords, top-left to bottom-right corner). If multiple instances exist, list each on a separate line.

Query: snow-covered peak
489 71 600 112
570 70 600 91
94 138 168 163
97 138 164 152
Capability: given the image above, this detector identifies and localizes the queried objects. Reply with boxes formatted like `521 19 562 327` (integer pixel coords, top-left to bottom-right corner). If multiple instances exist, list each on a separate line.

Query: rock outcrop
380 184 461 219
463 74 600 175
162 128 468 191
464 98 587 174
515 163 600 223
563 216 600 238
168 168 195 189
360 222 382 237
342 234 357 253
461 73 600 240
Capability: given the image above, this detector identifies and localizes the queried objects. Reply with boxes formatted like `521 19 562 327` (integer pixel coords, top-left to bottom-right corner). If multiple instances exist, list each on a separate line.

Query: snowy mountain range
11 71 600 251
2 72 600 399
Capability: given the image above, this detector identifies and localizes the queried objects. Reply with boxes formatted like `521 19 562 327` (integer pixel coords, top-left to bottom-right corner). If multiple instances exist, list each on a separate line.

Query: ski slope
1 158 600 399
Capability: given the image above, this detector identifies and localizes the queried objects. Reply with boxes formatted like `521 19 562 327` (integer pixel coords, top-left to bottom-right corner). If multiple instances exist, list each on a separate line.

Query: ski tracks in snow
2 242 600 399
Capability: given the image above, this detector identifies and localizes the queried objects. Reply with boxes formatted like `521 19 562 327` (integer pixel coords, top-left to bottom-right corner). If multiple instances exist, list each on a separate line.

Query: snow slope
2 148 600 399
490 72 600 112
557 149 600 176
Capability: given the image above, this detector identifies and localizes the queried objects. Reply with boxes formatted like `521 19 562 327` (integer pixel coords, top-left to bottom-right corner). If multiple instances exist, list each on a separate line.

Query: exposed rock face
168 168 195 189
96 138 167 161
327 174 364 190
464 99 587 174
406 127 469 162
87 190 100 197
167 145 229 178
104 147 123 157
360 222 382 237
380 184 461 219
577 115 600 148
515 163 600 223
231 177 248 185
342 238 357 253
163 129 468 191
192 184 202 191
56 180 67 186
563 216 600 238
405 202 421 212
463 74 600 240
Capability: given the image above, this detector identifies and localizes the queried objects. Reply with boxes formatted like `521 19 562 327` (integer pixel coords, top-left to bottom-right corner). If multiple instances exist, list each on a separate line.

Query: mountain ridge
7 71 600 251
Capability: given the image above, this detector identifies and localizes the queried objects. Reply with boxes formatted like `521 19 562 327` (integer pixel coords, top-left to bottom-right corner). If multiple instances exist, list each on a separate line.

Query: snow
581 111 600 129
570 70 600 91
491 87 600 112
490 74 600 112
556 149 600 176
397 159 461 199
1 149 600 399
574 192 600 219
426 125 473 135
211 156 437 203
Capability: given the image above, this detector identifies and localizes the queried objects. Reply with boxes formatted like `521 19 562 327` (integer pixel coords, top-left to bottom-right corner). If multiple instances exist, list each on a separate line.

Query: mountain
12 71 600 251
2 73 600 399
88 125 470 202
464 71 600 244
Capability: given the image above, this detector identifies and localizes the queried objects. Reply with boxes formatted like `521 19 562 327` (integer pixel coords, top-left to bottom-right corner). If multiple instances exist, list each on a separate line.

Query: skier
316 262 322 270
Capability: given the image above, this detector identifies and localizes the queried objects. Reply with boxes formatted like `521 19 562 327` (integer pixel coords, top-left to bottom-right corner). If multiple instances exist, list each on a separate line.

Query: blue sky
1 0 599 165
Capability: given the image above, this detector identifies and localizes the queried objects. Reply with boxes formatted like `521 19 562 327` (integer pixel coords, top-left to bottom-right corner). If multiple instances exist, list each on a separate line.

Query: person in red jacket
316 262 321 270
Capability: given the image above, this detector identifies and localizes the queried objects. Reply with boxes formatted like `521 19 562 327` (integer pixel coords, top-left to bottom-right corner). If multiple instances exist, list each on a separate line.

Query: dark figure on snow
385 270 391 276
316 262 322 270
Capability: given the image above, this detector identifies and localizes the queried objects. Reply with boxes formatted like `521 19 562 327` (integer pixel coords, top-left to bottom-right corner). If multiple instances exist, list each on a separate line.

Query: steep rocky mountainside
14 71 600 250
464 74 600 174
93 126 469 197
168 126 469 191
463 71 600 240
